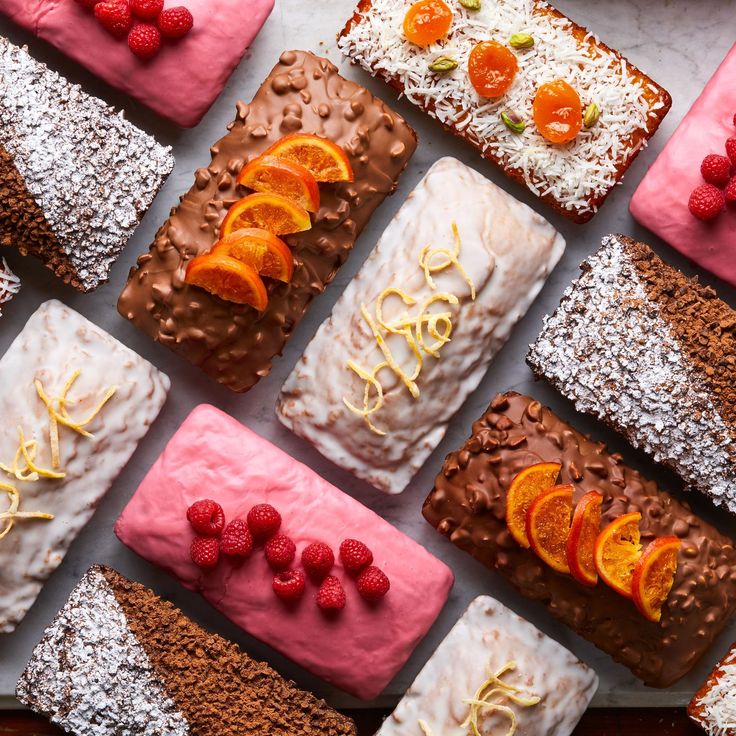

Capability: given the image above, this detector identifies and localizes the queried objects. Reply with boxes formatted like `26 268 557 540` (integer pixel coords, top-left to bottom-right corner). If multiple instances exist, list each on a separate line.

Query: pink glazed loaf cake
115 405 454 700
0 0 274 127
630 44 736 286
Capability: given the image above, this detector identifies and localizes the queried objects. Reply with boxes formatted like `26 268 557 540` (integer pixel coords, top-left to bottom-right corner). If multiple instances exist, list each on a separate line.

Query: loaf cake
115 404 453 700
527 234 736 514
423 391 736 688
118 50 417 393
0 38 174 292
0 257 20 317
338 0 671 223
278 156 565 494
689 641 736 735
16 565 356 736
0 300 169 633
377 596 598 736
631 43 736 287
0 0 275 128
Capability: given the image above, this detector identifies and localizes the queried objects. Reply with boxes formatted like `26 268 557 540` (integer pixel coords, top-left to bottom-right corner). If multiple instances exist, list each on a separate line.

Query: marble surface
0 0 735 711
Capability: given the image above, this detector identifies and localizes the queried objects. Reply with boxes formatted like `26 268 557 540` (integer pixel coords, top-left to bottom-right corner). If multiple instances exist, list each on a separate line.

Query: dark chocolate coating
118 50 417 392
423 391 736 688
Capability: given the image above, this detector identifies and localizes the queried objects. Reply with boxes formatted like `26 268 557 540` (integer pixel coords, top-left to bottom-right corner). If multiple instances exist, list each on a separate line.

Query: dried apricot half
468 40 518 98
505 461 561 548
526 484 574 574
220 192 311 238
566 490 604 587
533 79 583 144
403 0 453 47
594 512 642 598
631 536 681 622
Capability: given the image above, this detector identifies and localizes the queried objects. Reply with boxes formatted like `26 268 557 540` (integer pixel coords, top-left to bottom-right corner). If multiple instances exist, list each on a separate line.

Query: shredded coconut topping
338 0 664 216
695 653 736 736
0 258 19 316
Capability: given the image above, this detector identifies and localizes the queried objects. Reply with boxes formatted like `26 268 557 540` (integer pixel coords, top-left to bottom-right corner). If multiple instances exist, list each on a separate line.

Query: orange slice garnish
631 536 681 622
594 512 642 599
263 134 353 183
566 490 604 586
526 484 573 574
237 155 320 212
402 0 452 46
185 252 268 310
220 193 311 238
533 80 583 144
212 228 294 283
505 462 561 548
468 41 518 98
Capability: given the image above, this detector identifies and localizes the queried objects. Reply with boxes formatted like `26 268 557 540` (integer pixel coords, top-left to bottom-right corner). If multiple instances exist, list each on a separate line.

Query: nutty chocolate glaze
423 391 736 688
118 50 417 392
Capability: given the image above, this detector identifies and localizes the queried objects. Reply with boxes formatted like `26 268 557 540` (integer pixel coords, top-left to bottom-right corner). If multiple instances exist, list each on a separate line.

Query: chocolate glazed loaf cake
118 50 417 393
527 234 736 514
16 565 356 736
423 391 736 688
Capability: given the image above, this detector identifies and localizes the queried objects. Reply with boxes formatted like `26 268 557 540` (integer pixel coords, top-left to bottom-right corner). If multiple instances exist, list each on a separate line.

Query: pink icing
1 0 274 127
114 405 454 700
630 44 736 287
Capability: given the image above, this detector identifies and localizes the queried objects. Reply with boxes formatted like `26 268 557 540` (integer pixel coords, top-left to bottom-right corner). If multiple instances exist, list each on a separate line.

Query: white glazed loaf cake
277 157 564 494
377 596 598 736
0 300 170 632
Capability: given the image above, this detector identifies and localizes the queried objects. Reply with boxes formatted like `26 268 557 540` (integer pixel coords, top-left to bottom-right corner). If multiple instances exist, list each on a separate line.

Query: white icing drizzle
338 0 664 216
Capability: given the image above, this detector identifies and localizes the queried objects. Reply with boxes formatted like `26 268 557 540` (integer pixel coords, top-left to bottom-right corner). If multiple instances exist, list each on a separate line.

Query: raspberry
247 504 281 540
301 542 334 581
688 183 725 221
94 2 133 37
356 565 391 601
190 536 220 568
700 154 732 186
157 6 194 39
726 138 736 167
220 519 253 557
75 0 101 9
339 539 373 575
264 534 296 570
725 177 736 205
130 0 163 19
272 570 306 602
186 499 225 536
128 23 161 60
316 575 346 612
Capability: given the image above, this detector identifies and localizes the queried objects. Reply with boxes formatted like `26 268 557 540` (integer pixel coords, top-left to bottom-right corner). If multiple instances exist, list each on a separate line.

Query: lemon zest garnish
15 426 65 479
419 222 476 300
0 482 54 540
343 360 388 437
417 720 433 736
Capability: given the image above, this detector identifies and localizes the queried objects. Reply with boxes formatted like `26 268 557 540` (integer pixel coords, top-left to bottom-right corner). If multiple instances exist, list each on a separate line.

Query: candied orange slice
403 0 452 46
594 512 642 599
237 155 320 212
505 461 561 548
185 252 268 310
566 490 604 586
468 41 518 98
533 80 583 144
220 193 311 238
263 134 353 183
632 536 681 622
526 484 573 574
212 228 294 283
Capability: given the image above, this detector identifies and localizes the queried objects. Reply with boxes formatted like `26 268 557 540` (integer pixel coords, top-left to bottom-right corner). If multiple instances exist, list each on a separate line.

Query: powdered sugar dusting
338 0 665 217
0 258 20 316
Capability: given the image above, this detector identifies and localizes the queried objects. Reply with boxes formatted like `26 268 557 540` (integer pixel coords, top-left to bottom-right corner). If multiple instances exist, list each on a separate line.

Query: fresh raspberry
190 536 220 568
725 177 736 205
186 499 225 536
94 1 133 37
220 519 253 557
128 23 161 59
339 539 373 575
301 542 335 581
726 138 736 167
316 575 346 612
700 154 732 186
74 0 101 9
157 6 194 39
130 0 163 19
688 183 725 221
272 570 306 603
264 534 296 570
247 504 281 540
356 565 391 601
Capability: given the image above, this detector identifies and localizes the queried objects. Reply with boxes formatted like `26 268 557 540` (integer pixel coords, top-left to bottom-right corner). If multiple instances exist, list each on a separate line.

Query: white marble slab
0 0 735 711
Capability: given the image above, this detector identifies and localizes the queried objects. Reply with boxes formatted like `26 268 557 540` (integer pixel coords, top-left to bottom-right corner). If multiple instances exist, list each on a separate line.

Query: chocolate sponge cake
527 234 736 514
423 391 736 688
118 50 417 393
16 565 357 736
